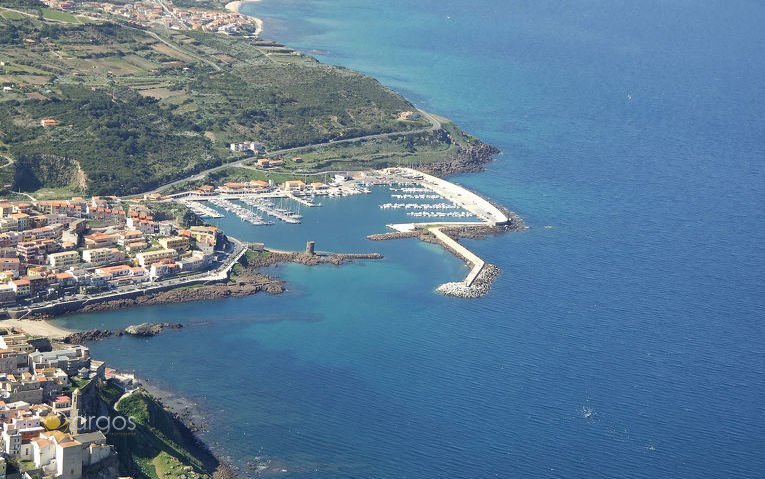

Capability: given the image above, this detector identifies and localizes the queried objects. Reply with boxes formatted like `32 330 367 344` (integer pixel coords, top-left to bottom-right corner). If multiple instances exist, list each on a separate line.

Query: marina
389 187 430 193
287 193 321 208
208 198 273 225
181 200 224 219
379 202 459 210
172 167 506 292
239 197 302 224
391 194 441 199
406 211 473 218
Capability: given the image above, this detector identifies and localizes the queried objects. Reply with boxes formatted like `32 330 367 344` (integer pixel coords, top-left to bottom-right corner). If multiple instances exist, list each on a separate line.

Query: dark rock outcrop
74 272 284 315
422 142 500 177
27 337 53 352
64 329 114 344
124 322 183 337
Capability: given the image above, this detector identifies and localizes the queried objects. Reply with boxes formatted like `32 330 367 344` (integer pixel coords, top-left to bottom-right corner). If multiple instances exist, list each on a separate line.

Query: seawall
1 278 229 319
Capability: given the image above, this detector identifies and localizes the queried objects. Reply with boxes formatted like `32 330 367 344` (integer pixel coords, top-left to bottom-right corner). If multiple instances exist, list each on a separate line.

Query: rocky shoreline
436 264 501 298
58 249 382 318
62 322 184 343
423 142 501 177
249 250 384 267
72 271 284 315
366 231 422 241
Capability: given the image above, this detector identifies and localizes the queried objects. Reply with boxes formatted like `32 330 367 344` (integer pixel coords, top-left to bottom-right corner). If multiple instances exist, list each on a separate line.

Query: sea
56 1 765 477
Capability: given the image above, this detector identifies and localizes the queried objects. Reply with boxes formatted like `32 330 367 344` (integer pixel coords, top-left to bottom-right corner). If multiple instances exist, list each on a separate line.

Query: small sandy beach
0 318 73 339
225 0 264 36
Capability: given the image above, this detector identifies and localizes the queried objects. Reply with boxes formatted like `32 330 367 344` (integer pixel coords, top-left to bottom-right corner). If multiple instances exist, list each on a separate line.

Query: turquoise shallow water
58 1 765 477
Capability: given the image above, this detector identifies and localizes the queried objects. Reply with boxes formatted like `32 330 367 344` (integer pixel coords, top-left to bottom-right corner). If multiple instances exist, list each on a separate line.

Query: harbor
208 198 273 225
167 167 517 297
181 200 224 219
239 197 302 224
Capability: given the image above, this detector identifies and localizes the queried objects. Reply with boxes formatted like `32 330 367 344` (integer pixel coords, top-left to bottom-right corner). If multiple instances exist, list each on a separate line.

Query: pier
208 198 272 225
430 227 485 286
239 197 301 224
392 167 509 225
376 167 517 297
181 200 223 219
287 193 320 207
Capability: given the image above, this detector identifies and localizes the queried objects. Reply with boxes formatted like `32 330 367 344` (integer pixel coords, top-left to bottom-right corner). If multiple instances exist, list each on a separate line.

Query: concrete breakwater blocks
436 264 500 299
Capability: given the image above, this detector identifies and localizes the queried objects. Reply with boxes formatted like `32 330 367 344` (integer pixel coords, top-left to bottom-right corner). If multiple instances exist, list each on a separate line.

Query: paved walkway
429 227 485 287
5 240 248 317
396 167 509 225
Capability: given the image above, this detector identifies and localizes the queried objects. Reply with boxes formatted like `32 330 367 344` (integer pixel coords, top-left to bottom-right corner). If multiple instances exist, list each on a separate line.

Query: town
0 167 376 314
40 0 262 36
0 327 120 479
0 194 231 312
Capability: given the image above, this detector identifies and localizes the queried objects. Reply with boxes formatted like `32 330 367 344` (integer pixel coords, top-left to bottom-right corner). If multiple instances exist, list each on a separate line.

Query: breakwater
429 226 485 287
368 224 502 297
436 264 500 298
366 231 423 241
253 249 384 267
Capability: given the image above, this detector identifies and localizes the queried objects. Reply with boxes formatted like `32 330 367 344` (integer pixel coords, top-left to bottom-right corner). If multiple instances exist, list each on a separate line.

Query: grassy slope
0 5 476 197
110 387 219 479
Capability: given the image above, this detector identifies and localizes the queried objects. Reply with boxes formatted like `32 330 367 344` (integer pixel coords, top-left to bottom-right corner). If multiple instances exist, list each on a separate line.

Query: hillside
0 6 444 196
80 380 220 479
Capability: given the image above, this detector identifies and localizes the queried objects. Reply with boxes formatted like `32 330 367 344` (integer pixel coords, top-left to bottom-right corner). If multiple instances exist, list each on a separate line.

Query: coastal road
0 154 13 170
152 0 189 30
120 24 222 72
6 238 248 318
147 109 442 194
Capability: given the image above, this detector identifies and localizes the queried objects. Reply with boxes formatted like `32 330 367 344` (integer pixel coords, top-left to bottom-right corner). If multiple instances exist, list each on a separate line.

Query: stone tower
69 388 80 435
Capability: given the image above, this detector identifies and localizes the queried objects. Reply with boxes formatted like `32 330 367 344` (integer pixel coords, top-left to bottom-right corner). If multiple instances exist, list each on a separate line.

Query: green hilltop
0 3 489 197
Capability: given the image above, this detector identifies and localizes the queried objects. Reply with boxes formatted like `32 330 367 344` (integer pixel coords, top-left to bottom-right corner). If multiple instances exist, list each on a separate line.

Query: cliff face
423 142 501 177
78 379 113 423
83 455 121 479
71 381 121 479
77 380 219 479
14 153 88 192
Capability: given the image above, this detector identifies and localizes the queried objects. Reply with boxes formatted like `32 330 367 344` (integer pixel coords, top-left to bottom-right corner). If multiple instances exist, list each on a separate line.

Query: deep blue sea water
57 1 765 477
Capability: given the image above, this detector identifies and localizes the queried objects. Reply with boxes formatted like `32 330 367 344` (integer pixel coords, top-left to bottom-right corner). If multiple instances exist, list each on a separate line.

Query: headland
0 323 230 479
0 1 526 476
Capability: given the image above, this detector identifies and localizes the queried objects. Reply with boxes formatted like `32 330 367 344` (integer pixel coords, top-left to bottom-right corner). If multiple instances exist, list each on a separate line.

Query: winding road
148 109 442 194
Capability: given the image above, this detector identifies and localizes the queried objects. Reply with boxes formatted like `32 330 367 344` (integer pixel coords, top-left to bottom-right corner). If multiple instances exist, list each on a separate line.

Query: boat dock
392 167 509 225
377 167 514 295
182 200 223 219
239 197 301 224
208 198 272 225
288 193 320 207
379 202 459 210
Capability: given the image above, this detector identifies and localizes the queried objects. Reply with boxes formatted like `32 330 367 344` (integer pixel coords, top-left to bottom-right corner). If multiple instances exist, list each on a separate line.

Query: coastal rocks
439 220 526 241
75 272 285 314
423 142 500 177
64 323 182 343
436 264 500 298
367 231 423 241
27 337 53 352
63 329 114 344
291 252 383 265
249 250 384 267
124 322 183 337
